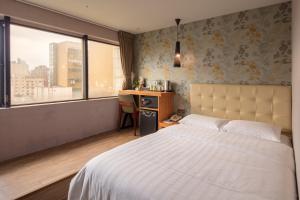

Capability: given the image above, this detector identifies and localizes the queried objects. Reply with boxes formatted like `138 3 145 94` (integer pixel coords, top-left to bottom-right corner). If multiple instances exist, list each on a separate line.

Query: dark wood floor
0 129 138 200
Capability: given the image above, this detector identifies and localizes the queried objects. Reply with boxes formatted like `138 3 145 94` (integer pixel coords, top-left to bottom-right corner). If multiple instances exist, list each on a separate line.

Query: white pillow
179 114 229 131
221 120 281 142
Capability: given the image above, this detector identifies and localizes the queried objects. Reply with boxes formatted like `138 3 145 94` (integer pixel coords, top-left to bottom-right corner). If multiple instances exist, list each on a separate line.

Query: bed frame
190 84 292 134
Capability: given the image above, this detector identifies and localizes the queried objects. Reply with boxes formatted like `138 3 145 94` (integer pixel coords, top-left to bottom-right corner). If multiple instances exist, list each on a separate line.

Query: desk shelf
140 107 159 111
119 90 175 126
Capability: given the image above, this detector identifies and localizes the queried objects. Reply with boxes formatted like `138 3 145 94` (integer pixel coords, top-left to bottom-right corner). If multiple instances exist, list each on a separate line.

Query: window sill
0 96 118 110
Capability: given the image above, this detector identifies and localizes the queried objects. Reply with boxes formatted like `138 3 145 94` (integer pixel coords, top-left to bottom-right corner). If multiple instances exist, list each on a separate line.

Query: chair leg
118 105 122 131
128 114 134 126
122 113 129 129
132 112 138 136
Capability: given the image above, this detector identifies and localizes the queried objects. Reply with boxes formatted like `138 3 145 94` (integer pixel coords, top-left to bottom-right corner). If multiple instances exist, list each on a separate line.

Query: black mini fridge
139 110 157 136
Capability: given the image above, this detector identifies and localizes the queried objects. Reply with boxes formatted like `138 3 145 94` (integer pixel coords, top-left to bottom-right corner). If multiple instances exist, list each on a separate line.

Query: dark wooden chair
118 94 139 136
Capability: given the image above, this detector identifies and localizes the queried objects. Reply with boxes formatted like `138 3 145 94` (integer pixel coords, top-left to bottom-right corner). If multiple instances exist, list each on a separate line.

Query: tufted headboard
190 84 292 133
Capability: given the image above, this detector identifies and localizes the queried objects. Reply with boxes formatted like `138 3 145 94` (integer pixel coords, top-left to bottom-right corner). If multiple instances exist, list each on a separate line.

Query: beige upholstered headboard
190 84 292 133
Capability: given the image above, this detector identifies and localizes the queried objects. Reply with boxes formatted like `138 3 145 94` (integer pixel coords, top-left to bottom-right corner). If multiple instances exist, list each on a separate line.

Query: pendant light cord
177 24 179 41
175 18 181 42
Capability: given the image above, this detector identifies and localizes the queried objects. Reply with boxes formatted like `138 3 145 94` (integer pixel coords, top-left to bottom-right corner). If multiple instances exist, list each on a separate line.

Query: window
0 20 122 107
10 25 84 105
88 41 123 98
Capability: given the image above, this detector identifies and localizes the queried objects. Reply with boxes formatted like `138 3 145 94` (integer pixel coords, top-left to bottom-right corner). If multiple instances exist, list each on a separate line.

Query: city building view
10 25 123 105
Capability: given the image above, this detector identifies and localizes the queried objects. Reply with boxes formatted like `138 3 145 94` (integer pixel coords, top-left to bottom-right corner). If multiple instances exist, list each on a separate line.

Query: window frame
0 18 121 108
0 19 4 107
0 16 11 107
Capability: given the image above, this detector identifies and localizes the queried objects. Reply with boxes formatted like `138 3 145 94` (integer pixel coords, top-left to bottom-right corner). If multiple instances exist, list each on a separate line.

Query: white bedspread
68 124 296 200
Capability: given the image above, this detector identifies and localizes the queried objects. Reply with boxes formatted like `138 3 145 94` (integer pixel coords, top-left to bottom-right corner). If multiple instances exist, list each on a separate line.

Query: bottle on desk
164 80 171 91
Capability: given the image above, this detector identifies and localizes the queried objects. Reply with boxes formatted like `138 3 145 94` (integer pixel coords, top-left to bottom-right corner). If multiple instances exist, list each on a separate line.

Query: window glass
88 41 123 98
10 25 83 105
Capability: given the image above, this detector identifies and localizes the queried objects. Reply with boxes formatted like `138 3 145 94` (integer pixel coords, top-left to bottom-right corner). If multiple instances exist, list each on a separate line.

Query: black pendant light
174 18 181 67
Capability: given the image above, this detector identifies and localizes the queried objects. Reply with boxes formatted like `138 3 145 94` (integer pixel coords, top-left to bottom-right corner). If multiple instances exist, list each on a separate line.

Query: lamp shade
174 41 181 67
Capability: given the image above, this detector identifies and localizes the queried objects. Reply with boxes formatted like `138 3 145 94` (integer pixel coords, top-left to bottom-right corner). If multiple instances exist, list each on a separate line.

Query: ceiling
19 0 288 34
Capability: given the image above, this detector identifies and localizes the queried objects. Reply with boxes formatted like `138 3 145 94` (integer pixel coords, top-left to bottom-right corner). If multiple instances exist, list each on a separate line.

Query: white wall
0 98 119 162
292 0 300 197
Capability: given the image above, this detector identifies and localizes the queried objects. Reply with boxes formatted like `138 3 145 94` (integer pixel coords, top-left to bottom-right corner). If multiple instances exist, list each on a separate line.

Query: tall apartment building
31 65 49 87
49 43 57 86
12 77 44 97
11 58 30 77
49 41 83 92
11 59 44 98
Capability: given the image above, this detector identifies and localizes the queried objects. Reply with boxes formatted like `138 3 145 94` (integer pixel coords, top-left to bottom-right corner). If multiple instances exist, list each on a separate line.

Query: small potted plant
132 80 140 90
132 77 144 90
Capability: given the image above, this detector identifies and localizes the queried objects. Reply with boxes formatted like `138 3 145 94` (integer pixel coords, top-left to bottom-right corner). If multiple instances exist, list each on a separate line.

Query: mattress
68 124 296 200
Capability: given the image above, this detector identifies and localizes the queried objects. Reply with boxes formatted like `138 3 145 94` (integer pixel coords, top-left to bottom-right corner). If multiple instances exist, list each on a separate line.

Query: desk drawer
140 96 158 108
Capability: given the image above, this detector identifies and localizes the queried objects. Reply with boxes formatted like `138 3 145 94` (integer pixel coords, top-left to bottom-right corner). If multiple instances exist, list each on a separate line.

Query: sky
10 24 82 69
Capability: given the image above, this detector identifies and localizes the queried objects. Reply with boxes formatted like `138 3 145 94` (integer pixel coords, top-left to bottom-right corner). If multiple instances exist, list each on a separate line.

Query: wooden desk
119 90 175 125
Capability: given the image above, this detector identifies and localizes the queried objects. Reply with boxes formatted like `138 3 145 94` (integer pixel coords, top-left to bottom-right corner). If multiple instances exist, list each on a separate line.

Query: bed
68 84 296 200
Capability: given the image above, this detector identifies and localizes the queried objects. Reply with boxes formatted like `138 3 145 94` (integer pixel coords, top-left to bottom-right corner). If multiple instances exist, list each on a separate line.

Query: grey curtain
118 31 134 89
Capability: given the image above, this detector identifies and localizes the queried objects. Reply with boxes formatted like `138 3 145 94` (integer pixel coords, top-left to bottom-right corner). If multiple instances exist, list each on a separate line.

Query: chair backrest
118 94 137 113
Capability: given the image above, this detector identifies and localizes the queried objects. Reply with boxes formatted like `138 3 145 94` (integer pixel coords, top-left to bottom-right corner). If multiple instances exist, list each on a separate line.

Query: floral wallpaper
134 2 292 113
